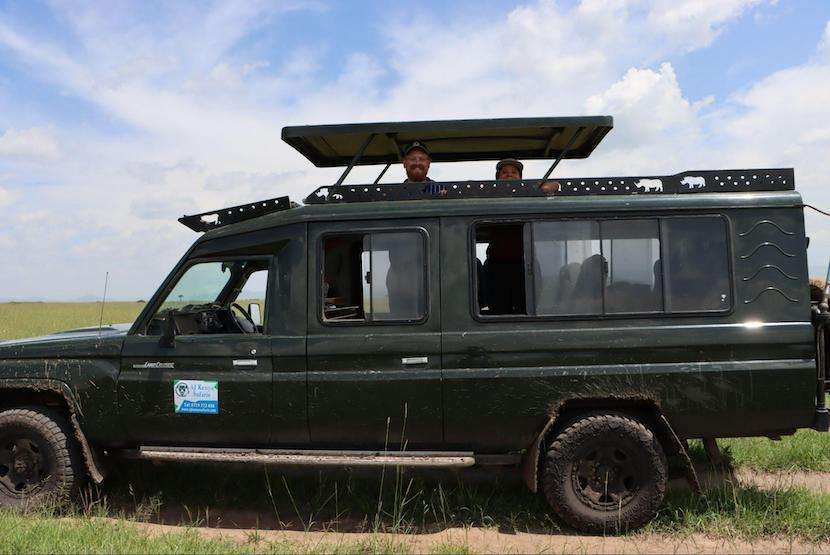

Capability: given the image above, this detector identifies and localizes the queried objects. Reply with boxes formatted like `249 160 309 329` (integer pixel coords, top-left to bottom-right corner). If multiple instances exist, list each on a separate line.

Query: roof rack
283 116 613 186
179 196 292 232
305 168 794 204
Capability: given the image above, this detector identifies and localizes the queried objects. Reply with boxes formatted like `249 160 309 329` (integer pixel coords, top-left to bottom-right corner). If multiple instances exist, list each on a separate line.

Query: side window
147 259 269 335
662 217 731 312
472 215 730 318
602 219 662 313
236 269 268 326
532 221 601 315
475 223 527 315
322 231 426 323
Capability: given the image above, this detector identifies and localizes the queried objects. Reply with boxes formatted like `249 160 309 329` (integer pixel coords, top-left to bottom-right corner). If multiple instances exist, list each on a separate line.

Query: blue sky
0 0 829 300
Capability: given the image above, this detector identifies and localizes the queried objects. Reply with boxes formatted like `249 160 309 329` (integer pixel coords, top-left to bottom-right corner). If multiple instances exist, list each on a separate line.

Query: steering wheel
231 303 257 332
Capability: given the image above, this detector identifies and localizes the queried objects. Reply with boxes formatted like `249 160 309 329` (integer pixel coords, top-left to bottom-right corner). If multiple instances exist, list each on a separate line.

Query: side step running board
125 447 477 468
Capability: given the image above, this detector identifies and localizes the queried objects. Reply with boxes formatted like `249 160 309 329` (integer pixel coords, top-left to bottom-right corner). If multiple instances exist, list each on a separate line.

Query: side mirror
159 314 176 348
248 303 262 326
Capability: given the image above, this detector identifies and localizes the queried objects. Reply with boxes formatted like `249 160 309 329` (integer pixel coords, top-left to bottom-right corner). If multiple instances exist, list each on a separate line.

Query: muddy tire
541 412 667 534
0 408 82 508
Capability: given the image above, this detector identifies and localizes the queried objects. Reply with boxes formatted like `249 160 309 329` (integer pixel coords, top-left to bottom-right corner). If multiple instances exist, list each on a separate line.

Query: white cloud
0 0 821 299
0 127 61 159
646 0 767 51
0 186 18 208
585 63 696 137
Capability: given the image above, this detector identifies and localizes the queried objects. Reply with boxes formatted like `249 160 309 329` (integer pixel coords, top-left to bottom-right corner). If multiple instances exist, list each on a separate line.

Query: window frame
138 255 275 336
317 226 430 327
469 213 734 322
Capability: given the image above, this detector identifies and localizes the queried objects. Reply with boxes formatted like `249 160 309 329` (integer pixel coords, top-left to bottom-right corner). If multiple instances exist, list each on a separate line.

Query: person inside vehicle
403 141 444 195
481 228 526 314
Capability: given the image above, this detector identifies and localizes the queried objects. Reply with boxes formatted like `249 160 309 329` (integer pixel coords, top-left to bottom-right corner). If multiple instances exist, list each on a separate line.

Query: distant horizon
2 266 830 305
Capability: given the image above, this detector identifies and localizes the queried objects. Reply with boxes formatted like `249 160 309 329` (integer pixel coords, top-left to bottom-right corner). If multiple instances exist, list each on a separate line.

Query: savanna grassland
0 302 829 554
0 301 146 340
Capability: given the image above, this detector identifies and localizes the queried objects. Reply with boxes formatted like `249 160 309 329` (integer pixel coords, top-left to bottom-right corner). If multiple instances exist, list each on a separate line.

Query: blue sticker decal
173 380 219 414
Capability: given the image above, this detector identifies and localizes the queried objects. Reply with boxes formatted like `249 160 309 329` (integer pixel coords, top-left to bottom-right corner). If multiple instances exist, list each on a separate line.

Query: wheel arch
520 397 699 494
0 379 106 484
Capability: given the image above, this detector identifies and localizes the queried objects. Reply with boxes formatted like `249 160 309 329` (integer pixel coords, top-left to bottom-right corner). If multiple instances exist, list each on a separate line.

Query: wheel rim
571 443 640 510
0 435 51 497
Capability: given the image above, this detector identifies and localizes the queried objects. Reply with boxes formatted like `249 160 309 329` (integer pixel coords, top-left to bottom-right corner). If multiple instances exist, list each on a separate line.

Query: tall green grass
0 510 247 554
718 431 830 472
0 508 415 554
652 484 830 543
0 301 145 340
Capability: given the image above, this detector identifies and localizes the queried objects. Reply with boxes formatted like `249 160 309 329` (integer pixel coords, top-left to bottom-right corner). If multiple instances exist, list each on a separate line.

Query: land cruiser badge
173 380 219 414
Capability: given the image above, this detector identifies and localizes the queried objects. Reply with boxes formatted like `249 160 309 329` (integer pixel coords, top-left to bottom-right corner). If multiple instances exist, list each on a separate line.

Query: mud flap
521 415 557 493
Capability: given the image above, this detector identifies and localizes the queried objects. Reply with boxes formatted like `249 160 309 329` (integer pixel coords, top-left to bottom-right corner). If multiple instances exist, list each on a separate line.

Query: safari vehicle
1 116 827 534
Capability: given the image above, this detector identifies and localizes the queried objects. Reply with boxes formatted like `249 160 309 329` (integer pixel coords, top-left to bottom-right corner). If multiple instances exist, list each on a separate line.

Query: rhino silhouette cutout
681 176 706 189
635 178 663 193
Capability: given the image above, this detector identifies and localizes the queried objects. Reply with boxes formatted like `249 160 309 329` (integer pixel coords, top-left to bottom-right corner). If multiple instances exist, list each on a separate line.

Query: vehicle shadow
90 461 559 534
78 456 784 535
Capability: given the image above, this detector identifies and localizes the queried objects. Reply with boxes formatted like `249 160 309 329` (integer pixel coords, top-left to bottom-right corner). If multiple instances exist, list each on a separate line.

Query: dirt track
107 469 830 554
123 520 830 554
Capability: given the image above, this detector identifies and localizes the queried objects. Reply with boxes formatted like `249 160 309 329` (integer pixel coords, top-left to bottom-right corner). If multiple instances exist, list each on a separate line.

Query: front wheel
541 412 667 534
0 408 82 508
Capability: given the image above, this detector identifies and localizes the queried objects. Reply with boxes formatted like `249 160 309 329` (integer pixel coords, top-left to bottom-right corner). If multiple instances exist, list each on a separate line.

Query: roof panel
281 116 613 167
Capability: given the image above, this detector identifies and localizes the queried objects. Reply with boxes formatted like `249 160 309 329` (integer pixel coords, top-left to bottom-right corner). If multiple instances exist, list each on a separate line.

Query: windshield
158 261 236 313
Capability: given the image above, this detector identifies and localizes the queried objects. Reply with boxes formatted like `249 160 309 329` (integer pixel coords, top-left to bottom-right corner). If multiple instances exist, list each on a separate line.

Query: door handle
401 356 428 365
233 359 258 367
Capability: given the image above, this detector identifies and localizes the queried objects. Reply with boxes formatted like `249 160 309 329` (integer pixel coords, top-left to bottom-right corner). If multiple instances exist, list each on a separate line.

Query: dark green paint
0 187 824 459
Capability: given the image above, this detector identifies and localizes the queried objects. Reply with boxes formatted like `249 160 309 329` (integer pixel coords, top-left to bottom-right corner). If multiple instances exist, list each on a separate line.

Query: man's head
403 141 431 182
496 159 523 180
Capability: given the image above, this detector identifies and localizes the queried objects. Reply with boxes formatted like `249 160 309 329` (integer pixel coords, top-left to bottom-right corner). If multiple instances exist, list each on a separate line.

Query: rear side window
322 231 426 323
473 215 730 318
661 217 731 312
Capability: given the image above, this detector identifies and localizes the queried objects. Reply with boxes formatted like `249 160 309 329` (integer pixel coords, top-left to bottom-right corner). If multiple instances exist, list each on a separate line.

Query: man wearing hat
403 141 443 194
496 158 560 194
496 158 523 180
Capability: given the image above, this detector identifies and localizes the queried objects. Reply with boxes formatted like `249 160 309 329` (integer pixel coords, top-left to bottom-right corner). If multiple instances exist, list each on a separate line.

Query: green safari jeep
0 117 827 534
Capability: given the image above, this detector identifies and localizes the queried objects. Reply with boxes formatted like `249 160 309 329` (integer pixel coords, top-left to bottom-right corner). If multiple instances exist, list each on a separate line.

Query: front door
118 257 274 446
306 219 442 449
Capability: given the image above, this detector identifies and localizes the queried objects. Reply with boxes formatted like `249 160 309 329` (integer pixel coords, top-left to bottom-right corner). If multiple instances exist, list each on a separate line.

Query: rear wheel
0 408 82 508
541 412 667 534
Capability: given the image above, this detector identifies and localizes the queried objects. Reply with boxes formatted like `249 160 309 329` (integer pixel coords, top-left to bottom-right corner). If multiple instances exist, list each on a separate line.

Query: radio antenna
98 272 109 338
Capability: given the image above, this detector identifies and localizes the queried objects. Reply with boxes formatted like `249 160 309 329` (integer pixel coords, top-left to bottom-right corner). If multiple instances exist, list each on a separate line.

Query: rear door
306 219 442 449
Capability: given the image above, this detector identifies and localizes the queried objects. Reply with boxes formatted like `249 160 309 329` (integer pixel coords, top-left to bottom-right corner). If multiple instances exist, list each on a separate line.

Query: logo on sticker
173 380 219 414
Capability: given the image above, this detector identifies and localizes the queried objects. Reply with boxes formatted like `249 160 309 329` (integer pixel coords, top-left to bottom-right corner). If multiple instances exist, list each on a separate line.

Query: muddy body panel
0 188 822 455
0 333 125 445
439 203 814 451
